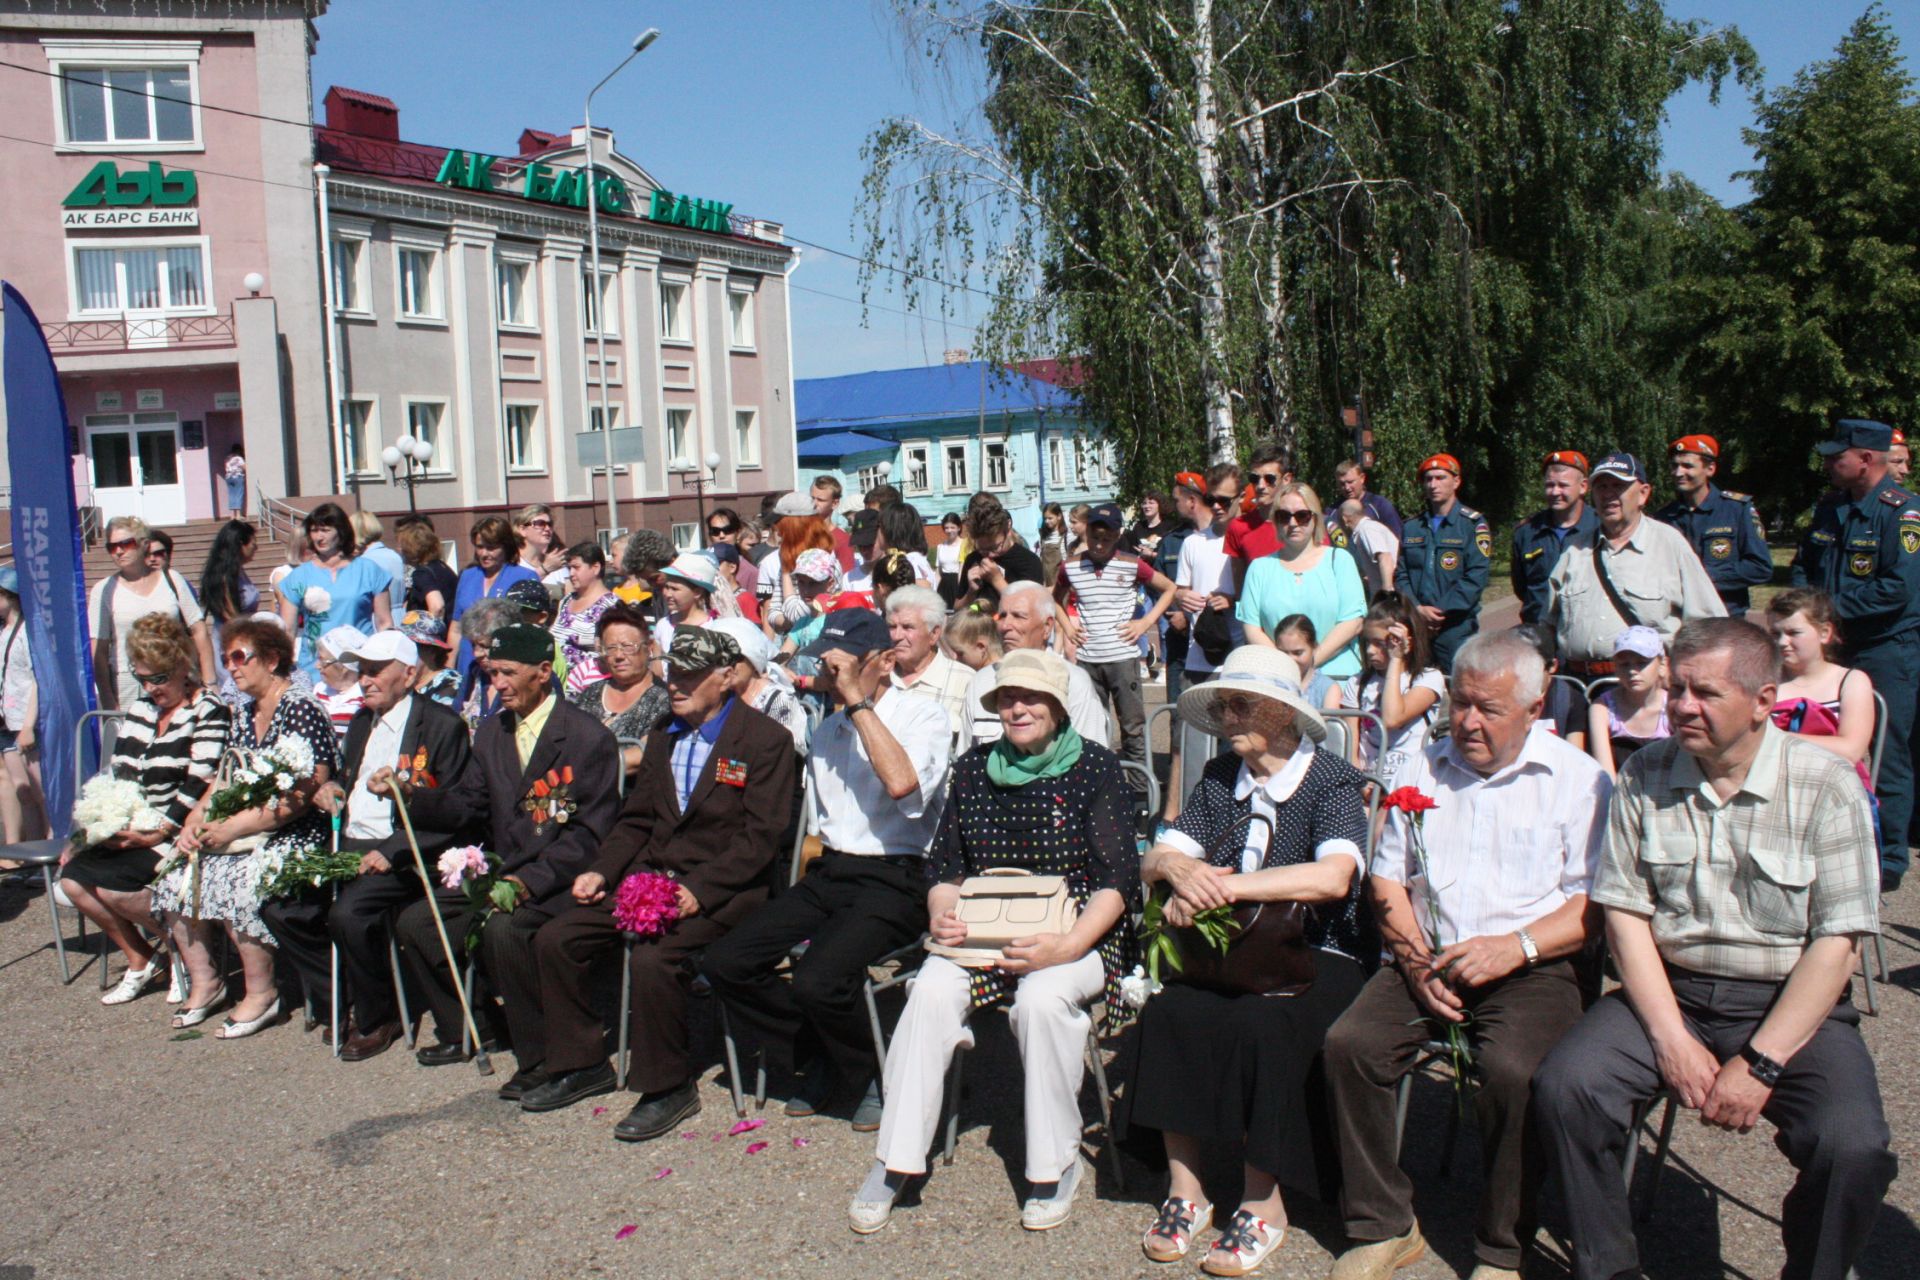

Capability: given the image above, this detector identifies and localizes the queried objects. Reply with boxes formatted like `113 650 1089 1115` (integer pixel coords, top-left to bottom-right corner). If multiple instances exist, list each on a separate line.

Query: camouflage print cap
665 625 743 674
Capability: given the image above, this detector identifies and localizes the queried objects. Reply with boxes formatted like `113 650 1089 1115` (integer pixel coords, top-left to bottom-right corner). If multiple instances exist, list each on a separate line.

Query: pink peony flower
436 845 489 891
612 871 683 938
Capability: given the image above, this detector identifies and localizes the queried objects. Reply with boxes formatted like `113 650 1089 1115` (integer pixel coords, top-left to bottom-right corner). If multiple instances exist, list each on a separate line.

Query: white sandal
1142 1196 1212 1262
170 981 228 1029
214 996 283 1040
1201 1210 1285 1277
101 960 163 1006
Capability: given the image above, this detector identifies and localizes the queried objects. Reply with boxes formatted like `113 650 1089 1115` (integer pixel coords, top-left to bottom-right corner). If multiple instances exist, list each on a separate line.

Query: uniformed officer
1654 434 1773 616
1393 452 1489 673
1510 449 1598 625
1791 418 1920 892
1889 428 1911 486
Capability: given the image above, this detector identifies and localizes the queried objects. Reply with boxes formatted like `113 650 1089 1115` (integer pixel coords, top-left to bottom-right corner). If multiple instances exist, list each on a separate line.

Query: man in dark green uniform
1655 434 1774 617
1393 452 1490 673
1791 419 1920 891
1511 449 1598 626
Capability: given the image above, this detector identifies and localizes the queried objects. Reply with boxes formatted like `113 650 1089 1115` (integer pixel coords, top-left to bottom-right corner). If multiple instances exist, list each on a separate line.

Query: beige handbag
924 867 1080 968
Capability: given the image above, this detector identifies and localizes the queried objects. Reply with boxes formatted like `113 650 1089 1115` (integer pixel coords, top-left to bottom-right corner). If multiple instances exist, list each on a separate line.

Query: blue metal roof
795 429 895 463
795 360 1080 432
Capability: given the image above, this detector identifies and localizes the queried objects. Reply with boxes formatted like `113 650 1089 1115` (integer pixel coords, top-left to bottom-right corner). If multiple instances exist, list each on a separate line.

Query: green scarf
987 726 1084 788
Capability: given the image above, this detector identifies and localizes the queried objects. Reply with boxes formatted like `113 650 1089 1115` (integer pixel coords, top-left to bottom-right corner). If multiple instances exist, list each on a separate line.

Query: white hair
884 584 946 631
998 579 1053 614
1453 630 1546 704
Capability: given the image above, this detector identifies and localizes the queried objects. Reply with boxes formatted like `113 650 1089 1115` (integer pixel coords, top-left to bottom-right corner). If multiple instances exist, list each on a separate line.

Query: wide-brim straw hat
979 648 1073 718
1177 646 1326 742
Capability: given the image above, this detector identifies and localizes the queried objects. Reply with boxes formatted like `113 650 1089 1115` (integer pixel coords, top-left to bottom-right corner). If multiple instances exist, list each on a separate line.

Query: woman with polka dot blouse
850 648 1138 1237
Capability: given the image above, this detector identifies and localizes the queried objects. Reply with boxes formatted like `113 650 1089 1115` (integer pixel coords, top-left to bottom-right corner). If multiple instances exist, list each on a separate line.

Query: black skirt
61 844 162 894
1120 951 1366 1198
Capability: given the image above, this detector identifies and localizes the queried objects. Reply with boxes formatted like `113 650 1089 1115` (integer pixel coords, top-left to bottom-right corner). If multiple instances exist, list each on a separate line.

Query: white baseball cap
319 625 370 664
343 629 421 666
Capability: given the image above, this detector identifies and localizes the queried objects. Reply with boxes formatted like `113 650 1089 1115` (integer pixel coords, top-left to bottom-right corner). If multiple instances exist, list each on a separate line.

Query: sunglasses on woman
708 524 735 537
1275 509 1317 526
107 537 140 553
133 670 171 687
223 649 256 668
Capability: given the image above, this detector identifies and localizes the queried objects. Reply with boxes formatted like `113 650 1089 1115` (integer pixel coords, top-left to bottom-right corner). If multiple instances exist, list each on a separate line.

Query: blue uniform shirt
1510 505 1599 625
1791 476 1920 646
1653 484 1772 614
1394 501 1490 618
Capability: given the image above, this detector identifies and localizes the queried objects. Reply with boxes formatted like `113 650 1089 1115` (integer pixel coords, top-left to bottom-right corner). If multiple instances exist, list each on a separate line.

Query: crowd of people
14 420 1911 1280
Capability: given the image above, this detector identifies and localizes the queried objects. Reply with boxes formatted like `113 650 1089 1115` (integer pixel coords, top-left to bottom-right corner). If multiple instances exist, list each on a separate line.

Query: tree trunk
1191 0 1235 464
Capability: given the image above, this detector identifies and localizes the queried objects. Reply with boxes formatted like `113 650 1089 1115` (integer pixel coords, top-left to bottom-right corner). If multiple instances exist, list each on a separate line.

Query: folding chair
0 709 121 985
1861 691 1891 1014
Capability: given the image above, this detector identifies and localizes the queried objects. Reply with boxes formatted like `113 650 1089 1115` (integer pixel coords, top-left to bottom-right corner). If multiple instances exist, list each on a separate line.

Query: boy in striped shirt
1054 502 1179 784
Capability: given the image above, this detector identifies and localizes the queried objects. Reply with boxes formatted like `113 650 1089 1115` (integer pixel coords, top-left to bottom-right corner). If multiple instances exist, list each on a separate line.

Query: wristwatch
1740 1043 1785 1087
845 698 876 717
1515 929 1540 968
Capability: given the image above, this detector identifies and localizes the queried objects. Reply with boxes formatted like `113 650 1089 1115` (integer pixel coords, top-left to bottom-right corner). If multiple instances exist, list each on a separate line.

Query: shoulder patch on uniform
1721 490 1750 502
1458 505 1484 522
1879 487 1914 506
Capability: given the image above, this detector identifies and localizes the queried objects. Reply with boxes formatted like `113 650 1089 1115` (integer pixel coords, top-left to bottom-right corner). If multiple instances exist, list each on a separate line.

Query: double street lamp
381 434 434 515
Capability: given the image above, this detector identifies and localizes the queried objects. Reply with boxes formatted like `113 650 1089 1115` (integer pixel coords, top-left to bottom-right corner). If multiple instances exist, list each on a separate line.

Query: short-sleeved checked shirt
1592 724 1879 980
891 651 976 755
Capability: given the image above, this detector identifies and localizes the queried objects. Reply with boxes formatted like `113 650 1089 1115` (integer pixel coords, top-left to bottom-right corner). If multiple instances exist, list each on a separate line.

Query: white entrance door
86 413 186 526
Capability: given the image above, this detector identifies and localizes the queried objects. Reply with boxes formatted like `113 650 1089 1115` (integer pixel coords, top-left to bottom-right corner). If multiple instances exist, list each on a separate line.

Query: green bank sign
61 160 200 227
434 150 734 234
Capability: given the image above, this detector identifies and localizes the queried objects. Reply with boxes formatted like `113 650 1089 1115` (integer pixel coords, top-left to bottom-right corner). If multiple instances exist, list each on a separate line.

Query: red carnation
1382 787 1437 814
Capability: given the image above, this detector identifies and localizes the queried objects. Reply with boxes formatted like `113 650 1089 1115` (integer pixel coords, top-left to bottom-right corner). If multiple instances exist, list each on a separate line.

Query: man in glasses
1222 444 1292 591
1166 462 1247 821
1393 453 1492 673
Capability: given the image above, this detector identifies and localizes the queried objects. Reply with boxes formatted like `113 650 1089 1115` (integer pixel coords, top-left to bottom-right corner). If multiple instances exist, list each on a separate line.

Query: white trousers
873 951 1105 1181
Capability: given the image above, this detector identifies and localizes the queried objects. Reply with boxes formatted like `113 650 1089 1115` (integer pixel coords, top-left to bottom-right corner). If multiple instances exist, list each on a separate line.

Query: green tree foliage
1663 5 1920 523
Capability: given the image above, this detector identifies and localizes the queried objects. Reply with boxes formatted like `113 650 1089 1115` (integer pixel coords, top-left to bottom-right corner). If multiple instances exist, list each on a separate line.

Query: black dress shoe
415 1040 472 1067
520 1064 618 1113
614 1080 701 1142
498 1066 552 1101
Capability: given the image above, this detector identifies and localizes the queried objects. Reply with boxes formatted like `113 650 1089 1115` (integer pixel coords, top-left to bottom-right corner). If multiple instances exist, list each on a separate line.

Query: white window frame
666 406 694 468
502 400 546 474
1073 437 1091 491
1047 437 1069 488
340 396 379 479
983 437 1011 492
943 440 971 493
659 276 692 344
670 522 699 552
392 232 445 324
329 230 372 317
587 403 624 434
733 407 761 469
400 396 453 476
496 255 538 330
900 441 932 496
66 234 214 319
44 39 204 152
726 283 756 350
582 266 619 338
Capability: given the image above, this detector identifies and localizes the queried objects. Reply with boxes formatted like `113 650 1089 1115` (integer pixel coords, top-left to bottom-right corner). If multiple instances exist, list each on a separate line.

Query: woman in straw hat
850 648 1138 1237
1125 646 1371 1276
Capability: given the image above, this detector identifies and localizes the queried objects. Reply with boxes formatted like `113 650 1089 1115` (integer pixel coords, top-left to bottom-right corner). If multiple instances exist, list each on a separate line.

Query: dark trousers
534 903 731 1093
1082 656 1148 779
1850 632 1918 875
395 890 547 1065
701 851 929 1085
1534 972 1895 1280
261 865 423 1030
1430 613 1479 675
1324 961 1582 1270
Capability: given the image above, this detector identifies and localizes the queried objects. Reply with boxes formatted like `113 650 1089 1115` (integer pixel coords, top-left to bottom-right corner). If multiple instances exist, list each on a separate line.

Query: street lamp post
692 450 722 544
586 27 660 543
381 434 434 515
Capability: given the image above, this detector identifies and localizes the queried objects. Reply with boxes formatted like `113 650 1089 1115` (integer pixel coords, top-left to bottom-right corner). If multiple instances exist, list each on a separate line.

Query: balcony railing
44 311 237 355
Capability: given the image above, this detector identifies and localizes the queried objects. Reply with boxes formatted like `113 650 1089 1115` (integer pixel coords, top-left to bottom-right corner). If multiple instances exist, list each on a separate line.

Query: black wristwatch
845 698 876 717
1739 1042 1785 1087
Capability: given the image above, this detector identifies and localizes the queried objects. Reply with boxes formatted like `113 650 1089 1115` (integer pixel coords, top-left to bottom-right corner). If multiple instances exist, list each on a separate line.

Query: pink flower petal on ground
727 1118 766 1136
681 1131 700 1140
745 1141 769 1155
791 1137 811 1149
592 1106 608 1117
652 1167 673 1180
614 1225 638 1241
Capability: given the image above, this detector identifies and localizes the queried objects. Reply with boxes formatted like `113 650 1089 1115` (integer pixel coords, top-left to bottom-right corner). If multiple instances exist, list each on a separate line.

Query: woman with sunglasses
89 515 218 713
1234 483 1366 686
61 614 231 1007
277 502 393 682
513 503 566 581
569 605 669 774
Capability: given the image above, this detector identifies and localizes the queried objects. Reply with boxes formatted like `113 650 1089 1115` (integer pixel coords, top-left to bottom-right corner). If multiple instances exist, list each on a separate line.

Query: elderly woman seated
849 649 1137 1236
61 614 232 1006
1124 646 1370 1277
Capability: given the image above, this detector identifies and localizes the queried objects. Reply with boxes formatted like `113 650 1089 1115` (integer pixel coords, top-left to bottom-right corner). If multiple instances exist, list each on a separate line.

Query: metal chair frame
4 709 125 984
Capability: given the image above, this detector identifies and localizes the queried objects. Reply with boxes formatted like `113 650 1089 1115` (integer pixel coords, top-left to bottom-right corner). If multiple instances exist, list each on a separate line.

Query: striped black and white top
111 689 232 829
1059 552 1154 665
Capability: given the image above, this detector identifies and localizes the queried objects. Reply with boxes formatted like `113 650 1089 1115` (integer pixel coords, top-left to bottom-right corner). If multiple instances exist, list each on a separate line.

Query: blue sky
312 1 1920 380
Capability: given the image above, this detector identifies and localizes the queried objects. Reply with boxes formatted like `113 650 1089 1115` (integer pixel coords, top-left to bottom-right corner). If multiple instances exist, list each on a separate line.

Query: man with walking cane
375 625 619 1086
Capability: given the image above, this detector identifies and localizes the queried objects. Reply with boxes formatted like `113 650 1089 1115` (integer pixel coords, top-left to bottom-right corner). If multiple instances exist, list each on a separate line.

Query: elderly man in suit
261 630 474 1060
380 624 619 1073
521 627 798 1138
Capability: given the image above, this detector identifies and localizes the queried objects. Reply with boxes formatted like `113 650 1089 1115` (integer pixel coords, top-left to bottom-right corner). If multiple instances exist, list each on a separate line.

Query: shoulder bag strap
1589 540 1653 630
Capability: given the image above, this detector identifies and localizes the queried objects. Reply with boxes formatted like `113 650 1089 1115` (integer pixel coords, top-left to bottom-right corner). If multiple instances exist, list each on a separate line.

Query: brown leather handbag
1169 812 1318 997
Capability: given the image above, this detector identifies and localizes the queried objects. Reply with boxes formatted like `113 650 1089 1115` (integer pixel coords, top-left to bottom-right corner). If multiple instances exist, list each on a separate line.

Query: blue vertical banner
2 282 98 836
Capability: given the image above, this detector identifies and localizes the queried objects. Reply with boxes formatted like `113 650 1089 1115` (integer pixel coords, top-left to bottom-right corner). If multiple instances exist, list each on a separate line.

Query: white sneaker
848 1197 894 1234
1021 1157 1088 1231
102 960 163 1006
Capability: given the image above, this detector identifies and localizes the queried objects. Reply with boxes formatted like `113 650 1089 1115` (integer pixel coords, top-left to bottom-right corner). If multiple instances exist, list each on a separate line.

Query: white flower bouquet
70 776 167 849
257 843 363 900
302 586 332 616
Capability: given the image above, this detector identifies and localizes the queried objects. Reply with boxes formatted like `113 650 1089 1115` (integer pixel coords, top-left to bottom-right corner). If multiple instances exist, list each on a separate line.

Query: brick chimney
324 86 399 141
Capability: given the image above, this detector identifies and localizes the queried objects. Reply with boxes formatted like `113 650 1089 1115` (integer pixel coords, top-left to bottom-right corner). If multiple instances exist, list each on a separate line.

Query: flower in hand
612 871 682 938
437 845 491 891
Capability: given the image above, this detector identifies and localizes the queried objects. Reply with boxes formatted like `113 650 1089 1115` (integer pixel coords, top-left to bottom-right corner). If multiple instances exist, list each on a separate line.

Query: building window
497 259 535 328
341 398 377 476
1073 437 1091 491
588 403 622 433
404 399 448 472
1047 437 1068 488
659 279 690 342
582 268 618 336
504 403 543 471
856 464 886 495
329 237 367 314
727 288 755 348
670 522 699 552
900 443 931 495
71 240 208 314
396 247 440 319
59 64 197 146
984 439 1010 491
666 407 693 467
943 441 970 492
734 409 760 467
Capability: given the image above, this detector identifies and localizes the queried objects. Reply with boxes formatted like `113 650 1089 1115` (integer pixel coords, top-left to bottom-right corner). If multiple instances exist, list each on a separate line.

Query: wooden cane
389 785 494 1076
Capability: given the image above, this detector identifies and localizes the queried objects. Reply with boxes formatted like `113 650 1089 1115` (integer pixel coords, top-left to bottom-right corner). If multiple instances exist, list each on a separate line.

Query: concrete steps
82 517 292 591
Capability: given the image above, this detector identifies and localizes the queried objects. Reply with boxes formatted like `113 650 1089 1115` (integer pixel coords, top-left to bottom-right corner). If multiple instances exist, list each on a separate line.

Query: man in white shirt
260 630 474 1062
1166 463 1246 820
967 580 1112 747
885 586 973 755
704 609 951 1133
1338 499 1399 601
1322 630 1612 1280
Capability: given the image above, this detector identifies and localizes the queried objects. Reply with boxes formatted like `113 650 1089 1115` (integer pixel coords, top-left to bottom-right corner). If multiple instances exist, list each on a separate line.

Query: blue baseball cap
1816 419 1896 456
1087 502 1125 529
798 608 890 660
1589 451 1648 485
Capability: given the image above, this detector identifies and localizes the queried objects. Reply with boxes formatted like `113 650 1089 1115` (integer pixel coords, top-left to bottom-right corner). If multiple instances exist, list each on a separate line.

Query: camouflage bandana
666 626 743 674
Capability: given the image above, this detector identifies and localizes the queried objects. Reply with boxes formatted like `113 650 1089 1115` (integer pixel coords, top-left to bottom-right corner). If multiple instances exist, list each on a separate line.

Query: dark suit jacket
407 692 619 914
339 695 475 864
587 698 797 928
